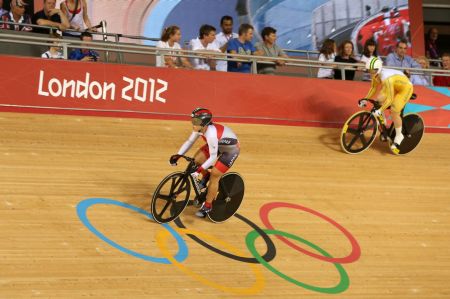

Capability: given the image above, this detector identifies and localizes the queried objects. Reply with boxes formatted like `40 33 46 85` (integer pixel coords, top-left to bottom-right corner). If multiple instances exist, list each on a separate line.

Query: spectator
433 53 450 87
60 0 95 35
0 0 8 17
189 24 221 71
32 0 70 34
317 39 336 79
359 39 378 81
410 56 431 86
156 25 192 69
69 31 99 62
41 32 64 59
385 39 420 76
1 0 32 32
425 27 440 66
227 23 262 73
334 40 358 80
214 15 238 72
255 27 288 75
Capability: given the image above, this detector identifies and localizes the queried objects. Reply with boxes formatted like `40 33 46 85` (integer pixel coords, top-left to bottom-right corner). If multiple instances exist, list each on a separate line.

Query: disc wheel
208 173 245 223
389 113 424 155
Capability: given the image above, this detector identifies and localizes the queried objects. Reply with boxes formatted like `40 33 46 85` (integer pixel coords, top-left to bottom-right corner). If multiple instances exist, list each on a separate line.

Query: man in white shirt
214 16 238 72
189 24 220 71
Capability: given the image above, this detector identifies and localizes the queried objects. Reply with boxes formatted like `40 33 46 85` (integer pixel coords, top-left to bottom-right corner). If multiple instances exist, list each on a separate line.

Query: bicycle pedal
193 192 207 207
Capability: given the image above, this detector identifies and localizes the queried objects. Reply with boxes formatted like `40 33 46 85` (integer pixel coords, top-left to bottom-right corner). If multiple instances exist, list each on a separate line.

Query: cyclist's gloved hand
169 154 181 166
358 99 368 107
372 109 382 117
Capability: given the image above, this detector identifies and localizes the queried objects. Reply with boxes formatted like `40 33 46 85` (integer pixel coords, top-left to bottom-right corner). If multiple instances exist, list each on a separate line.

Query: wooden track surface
1 112 449 298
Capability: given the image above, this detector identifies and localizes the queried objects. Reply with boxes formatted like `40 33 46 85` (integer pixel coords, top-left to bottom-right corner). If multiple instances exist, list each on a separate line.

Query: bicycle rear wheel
208 172 245 223
389 113 424 155
341 111 378 154
151 172 191 223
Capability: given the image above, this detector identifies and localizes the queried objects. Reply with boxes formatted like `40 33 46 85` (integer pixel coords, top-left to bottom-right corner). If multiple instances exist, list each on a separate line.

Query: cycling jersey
177 123 239 173
366 68 413 113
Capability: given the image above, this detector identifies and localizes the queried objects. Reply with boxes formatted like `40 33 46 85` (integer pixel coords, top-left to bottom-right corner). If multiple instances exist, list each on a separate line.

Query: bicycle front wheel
341 111 378 154
151 171 191 223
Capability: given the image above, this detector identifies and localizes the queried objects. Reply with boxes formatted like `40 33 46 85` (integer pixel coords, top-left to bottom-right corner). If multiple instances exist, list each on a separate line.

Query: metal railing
0 30 449 84
2 20 444 65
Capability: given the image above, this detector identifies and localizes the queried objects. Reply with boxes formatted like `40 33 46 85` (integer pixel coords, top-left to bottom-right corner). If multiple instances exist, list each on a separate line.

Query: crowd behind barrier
0 18 449 86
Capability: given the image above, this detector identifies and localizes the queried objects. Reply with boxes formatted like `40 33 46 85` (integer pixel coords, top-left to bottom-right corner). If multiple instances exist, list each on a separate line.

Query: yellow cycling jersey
366 68 413 113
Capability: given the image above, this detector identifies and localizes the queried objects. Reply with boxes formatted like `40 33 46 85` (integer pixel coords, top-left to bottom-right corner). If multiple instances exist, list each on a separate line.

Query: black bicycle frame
177 155 232 201
365 94 415 139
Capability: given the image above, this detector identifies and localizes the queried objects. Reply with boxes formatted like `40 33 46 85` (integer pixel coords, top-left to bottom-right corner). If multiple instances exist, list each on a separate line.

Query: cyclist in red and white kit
169 108 240 218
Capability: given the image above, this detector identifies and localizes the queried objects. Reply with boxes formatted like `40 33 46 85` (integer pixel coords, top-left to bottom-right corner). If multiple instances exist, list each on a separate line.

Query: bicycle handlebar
360 93 417 106
178 155 195 163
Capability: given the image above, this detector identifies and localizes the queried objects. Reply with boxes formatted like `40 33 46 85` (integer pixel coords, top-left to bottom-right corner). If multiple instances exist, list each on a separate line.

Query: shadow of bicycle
317 131 343 153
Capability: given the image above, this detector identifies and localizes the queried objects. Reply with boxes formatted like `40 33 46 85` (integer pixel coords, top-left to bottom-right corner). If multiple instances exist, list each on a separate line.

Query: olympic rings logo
77 198 361 295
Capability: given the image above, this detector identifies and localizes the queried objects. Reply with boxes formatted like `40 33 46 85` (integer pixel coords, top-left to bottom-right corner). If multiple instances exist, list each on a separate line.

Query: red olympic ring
259 202 361 264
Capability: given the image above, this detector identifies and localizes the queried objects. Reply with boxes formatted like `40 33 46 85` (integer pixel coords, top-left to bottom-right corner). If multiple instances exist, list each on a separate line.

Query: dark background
2 0 35 16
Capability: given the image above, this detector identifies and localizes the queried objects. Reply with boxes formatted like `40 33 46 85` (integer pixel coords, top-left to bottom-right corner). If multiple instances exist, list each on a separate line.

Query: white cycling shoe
391 133 404 150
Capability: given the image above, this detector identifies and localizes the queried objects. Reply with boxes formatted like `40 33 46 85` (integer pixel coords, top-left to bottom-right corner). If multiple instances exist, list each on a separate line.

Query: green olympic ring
246 229 350 294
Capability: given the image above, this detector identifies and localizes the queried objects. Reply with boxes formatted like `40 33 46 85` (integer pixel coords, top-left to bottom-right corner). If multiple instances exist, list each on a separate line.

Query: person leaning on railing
214 15 238 72
410 56 431 86
359 39 378 82
317 39 336 79
227 23 262 74
32 0 70 34
433 53 450 87
1 0 32 32
60 0 96 36
156 25 192 69
189 24 221 71
255 26 288 75
385 39 420 77
41 32 64 59
333 40 358 80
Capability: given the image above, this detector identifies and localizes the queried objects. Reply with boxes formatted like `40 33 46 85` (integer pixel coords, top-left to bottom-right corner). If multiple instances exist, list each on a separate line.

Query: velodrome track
1 111 449 298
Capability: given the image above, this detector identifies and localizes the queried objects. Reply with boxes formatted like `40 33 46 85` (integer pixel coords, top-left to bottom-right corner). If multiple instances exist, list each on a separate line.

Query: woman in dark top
334 40 358 80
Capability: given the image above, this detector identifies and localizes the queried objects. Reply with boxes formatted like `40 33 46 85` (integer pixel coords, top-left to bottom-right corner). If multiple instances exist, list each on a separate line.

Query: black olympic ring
174 213 277 264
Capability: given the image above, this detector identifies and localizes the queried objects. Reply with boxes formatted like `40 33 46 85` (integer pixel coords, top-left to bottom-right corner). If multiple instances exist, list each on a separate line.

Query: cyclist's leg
390 79 413 145
194 145 209 176
205 147 239 205
378 77 395 111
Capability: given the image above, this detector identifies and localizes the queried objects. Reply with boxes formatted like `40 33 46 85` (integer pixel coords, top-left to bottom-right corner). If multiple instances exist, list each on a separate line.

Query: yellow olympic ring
155 227 266 295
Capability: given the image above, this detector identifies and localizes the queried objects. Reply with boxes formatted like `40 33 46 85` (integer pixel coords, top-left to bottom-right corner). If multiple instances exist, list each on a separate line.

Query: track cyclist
169 108 240 218
362 57 414 150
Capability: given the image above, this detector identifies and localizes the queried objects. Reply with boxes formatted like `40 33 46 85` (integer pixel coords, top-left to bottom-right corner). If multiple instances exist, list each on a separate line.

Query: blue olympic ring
76 198 188 264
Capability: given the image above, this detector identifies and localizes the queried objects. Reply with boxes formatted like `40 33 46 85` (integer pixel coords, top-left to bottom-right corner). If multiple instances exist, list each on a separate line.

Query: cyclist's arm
365 77 379 99
379 78 395 111
177 132 200 155
198 134 219 172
